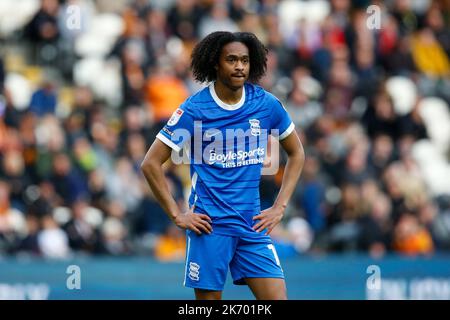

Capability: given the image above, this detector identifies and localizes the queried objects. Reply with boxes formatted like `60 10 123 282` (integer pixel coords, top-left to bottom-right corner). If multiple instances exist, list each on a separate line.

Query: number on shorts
267 244 281 266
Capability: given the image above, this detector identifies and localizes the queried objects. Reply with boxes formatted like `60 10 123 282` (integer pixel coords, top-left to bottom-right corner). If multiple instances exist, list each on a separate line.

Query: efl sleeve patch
167 108 184 126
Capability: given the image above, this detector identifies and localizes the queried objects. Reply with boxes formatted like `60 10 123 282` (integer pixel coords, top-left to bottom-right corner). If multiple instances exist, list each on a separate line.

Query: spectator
24 0 60 44
120 41 147 107
26 181 59 218
71 86 95 134
107 157 142 213
411 25 450 102
411 27 450 79
362 92 401 140
292 17 322 64
49 153 89 206
153 224 186 262
118 106 151 156
72 137 98 175
391 0 419 35
424 5 449 56
1 89 21 129
29 81 57 117
37 214 71 259
100 216 132 256
0 57 4 92
367 134 395 177
322 47 355 119
1 149 32 211
398 100 428 140
358 192 393 257
338 145 374 186
24 0 61 64
392 212 434 256
431 197 450 250
285 87 323 130
167 0 203 41
63 198 102 254
0 180 26 254
132 178 171 236
16 215 41 255
295 155 327 234
228 0 252 23
198 2 239 39
87 169 109 214
145 8 170 61
380 33 416 76
144 58 189 129
90 122 119 177
125 133 147 172
311 17 344 82
0 0 448 258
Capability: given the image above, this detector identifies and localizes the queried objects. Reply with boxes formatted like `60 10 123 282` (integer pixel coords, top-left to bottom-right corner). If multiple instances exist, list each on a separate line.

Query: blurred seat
4 72 33 110
385 76 417 116
412 140 450 196
74 13 124 57
0 0 39 37
91 13 124 39
417 97 450 154
278 0 330 39
73 57 122 107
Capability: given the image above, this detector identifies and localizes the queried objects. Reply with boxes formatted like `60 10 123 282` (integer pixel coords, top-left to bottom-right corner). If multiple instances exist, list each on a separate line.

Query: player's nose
235 61 244 71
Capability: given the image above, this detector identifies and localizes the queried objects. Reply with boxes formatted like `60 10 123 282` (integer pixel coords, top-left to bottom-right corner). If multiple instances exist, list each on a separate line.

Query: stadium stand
0 0 449 261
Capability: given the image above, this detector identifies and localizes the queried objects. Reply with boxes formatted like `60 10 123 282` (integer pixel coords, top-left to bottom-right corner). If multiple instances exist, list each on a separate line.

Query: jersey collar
209 83 245 111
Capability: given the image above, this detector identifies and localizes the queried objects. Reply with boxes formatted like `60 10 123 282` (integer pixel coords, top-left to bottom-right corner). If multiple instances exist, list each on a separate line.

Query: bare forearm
141 162 180 222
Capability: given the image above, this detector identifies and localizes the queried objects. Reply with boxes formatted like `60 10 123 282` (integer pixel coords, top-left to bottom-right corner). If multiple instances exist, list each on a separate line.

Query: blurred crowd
0 0 449 260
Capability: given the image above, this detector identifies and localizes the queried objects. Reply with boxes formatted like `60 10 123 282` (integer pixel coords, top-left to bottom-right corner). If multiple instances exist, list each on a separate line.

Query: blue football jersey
156 82 294 237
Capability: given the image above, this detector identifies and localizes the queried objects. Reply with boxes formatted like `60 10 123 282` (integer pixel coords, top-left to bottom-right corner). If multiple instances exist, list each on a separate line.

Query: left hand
252 205 285 235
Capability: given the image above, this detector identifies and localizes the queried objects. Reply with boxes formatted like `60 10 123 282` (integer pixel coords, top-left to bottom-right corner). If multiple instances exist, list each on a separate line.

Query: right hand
173 206 213 235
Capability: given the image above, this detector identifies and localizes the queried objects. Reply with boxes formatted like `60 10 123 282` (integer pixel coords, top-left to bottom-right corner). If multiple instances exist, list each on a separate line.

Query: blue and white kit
157 82 294 290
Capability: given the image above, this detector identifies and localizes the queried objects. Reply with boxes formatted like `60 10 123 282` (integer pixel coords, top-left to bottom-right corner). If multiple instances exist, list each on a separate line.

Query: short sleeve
156 103 194 152
269 95 295 140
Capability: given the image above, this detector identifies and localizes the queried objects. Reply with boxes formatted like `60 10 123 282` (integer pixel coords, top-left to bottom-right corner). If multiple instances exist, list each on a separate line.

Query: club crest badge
249 119 261 136
188 262 200 281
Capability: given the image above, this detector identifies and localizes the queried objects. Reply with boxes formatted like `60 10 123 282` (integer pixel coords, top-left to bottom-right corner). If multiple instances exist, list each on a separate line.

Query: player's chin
228 76 246 89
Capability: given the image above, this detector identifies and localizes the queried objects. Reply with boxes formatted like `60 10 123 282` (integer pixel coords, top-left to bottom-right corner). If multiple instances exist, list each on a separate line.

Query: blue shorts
183 230 285 291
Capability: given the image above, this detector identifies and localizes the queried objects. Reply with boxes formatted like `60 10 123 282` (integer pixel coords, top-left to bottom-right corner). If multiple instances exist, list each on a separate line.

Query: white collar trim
209 83 245 111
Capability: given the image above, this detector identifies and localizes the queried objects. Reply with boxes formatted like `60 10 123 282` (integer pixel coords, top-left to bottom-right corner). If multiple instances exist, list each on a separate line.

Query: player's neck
213 81 244 105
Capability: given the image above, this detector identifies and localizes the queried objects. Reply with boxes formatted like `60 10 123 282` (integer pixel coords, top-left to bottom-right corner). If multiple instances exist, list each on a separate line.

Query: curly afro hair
191 31 268 84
